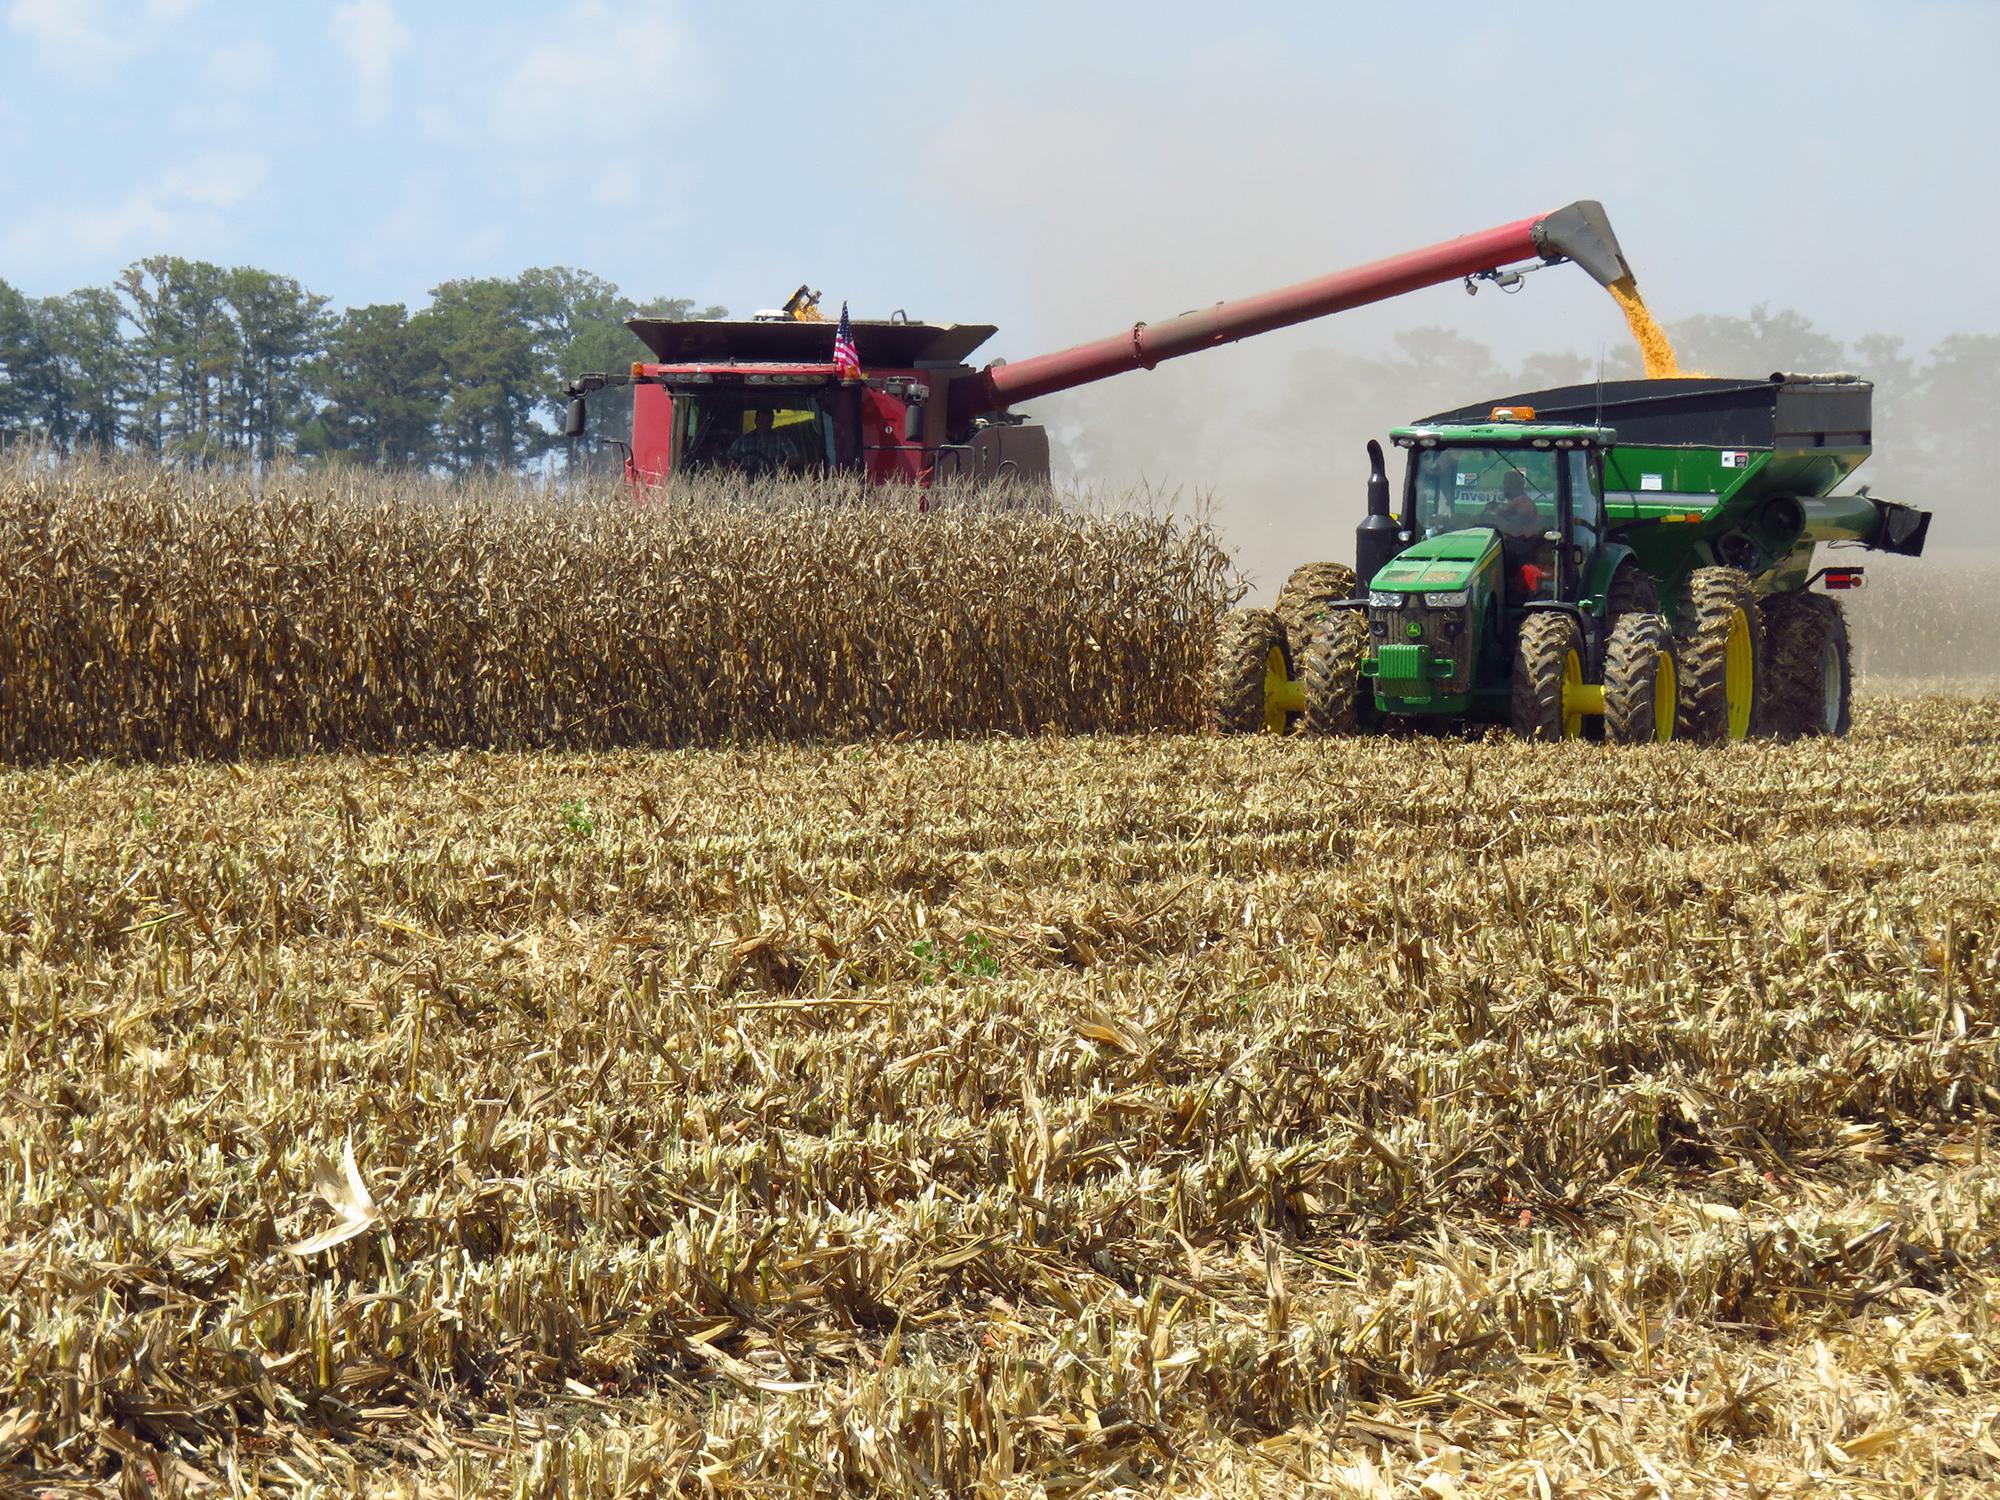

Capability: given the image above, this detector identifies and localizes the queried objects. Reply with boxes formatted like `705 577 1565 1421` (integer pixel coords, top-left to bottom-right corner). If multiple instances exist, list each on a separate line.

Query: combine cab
569 316 1051 489
1217 376 1932 743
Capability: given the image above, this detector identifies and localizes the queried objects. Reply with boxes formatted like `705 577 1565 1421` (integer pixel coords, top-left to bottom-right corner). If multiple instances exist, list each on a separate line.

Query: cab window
677 395 837 476
1411 446 1557 539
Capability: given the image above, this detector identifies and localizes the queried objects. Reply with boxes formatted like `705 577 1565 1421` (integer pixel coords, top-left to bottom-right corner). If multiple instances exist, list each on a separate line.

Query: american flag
832 301 861 380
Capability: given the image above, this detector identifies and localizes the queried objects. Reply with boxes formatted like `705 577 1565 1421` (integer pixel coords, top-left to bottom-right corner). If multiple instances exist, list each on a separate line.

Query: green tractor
1213 374 1931 743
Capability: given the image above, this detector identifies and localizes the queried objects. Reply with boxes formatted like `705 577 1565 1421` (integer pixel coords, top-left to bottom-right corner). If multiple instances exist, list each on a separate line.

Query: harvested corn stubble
3 696 1999 1493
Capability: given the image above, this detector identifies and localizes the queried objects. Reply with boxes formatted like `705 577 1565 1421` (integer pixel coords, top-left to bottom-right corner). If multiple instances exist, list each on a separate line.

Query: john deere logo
1405 621 1423 639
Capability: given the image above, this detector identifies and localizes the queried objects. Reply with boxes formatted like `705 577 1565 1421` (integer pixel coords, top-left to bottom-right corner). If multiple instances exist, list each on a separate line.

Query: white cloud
493 3 685 139
6 0 203 72
420 2 700 210
1 152 268 268
331 0 411 123
203 38 278 94
6 0 113 64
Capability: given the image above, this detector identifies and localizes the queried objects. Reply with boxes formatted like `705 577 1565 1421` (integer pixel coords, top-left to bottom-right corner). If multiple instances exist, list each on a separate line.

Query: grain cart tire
1676 567 1763 743
1760 591 1852 738
1211 609 1294 735
1603 612 1678 744
1606 560 1660 622
1276 562 1358 660
1512 612 1586 741
1301 609 1371 736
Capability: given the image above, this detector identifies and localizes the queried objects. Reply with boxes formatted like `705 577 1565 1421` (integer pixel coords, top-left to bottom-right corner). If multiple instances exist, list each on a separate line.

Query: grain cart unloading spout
955 201 1634 421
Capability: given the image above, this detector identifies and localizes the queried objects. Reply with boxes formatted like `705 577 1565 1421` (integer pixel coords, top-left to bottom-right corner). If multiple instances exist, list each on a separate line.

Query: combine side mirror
565 397 588 439
903 403 925 442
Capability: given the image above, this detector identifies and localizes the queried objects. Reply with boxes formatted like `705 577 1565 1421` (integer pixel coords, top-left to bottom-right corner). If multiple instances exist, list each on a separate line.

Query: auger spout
955 200 1633 421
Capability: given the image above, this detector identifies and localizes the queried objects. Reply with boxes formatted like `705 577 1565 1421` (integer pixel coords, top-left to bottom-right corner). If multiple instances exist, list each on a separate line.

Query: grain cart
562 203 1636 491
1215 376 1931 743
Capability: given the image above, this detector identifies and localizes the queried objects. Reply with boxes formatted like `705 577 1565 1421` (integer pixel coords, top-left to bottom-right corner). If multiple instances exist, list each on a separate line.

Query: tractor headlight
1422 590 1469 609
1368 590 1404 609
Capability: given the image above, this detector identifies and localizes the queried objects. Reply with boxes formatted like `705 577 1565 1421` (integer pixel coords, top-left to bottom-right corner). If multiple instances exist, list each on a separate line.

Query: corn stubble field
3 464 2000 1496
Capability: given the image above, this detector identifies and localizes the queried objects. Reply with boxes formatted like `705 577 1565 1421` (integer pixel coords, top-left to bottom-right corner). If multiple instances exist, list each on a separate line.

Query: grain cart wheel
1512 612 1586 741
1760 591 1852 738
1603 613 1678 744
1275 562 1358 661
1301 609 1371 736
1676 567 1763 743
1210 609 1296 734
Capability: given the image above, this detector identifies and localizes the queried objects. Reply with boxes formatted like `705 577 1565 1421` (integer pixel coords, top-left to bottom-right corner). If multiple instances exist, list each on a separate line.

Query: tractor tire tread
1675 567 1763 743
1603 611 1676 744
1606 561 1660 622
1302 610 1370 736
1512 612 1581 741
1276 562 1358 659
1760 591 1852 738
1211 608 1289 734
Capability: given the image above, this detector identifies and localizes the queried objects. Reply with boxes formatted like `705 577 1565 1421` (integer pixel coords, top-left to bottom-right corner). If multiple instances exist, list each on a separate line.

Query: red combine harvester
562 202 1633 491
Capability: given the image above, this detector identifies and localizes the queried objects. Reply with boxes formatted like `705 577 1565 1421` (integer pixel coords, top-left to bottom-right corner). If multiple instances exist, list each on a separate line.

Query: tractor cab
1361 412 1627 721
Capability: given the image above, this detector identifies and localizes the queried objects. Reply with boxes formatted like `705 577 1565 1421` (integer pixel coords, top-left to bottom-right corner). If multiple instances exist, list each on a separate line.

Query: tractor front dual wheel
1511 613 1585 741
1677 567 1763 743
1275 561 1357 662
1301 610 1370 736
1210 609 1295 735
1603 612 1678 744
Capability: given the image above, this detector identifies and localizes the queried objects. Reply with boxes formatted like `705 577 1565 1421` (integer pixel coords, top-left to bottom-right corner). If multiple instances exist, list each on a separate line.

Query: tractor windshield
1412 446 1557 541
676 389 849 477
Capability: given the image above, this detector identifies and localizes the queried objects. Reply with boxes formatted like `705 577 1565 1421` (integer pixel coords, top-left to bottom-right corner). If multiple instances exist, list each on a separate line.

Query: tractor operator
726 409 792 474
1492 470 1544 539
1491 469 1553 596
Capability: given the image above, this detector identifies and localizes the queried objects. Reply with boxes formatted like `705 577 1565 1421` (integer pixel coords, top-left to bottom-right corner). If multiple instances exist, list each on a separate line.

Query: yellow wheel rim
1561 649 1584 739
1653 650 1677 742
1724 607 1753 740
1262 647 1289 735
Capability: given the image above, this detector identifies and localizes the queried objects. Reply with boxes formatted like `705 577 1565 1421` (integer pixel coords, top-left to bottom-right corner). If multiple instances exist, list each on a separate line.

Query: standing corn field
0 456 1234 761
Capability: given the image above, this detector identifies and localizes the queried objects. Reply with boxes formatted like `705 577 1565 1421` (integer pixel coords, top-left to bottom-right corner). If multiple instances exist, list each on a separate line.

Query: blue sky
4 0 1997 367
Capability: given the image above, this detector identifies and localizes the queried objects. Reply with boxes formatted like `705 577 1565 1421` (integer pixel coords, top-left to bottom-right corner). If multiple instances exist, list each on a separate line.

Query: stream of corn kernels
1608 275 1682 378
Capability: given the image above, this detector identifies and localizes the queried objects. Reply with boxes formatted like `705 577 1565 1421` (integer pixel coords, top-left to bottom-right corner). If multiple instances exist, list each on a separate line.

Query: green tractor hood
1370 528 1499 593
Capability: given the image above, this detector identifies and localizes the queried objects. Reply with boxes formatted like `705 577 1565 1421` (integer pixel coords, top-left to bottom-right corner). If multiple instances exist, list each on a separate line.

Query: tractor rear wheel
1512 612 1586 741
1676 567 1763 743
1603 612 1678 744
1210 609 1294 735
1275 562 1358 660
1760 591 1851 737
1301 610 1371 735
1606 560 1660 622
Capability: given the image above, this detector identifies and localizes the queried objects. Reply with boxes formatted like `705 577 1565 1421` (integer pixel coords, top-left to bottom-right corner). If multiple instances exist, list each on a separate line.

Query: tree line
0 259 723 471
5 256 1996 546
